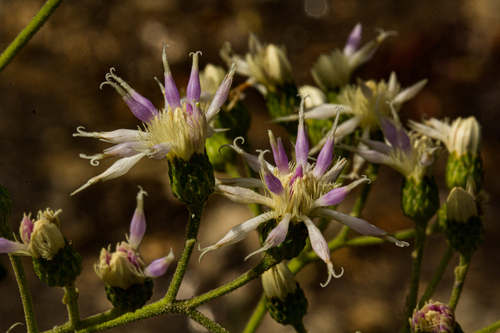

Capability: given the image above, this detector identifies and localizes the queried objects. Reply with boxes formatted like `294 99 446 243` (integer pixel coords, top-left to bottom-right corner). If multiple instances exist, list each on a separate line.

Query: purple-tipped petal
187 51 202 103
144 248 174 278
344 23 362 56
289 164 303 188
206 63 236 122
323 158 347 183
73 127 144 143
314 187 349 207
0 238 29 254
244 213 291 260
125 91 159 123
268 131 289 174
259 151 284 196
295 97 309 167
20 214 33 244
317 208 409 247
129 187 147 249
162 45 181 110
361 138 392 154
313 136 334 178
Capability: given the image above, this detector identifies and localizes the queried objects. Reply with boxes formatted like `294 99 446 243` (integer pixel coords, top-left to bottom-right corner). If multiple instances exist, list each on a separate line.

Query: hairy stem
0 0 65 73
419 245 454 307
449 255 471 310
242 294 267 333
165 204 205 302
400 222 428 333
9 255 39 333
182 309 229 333
63 283 81 328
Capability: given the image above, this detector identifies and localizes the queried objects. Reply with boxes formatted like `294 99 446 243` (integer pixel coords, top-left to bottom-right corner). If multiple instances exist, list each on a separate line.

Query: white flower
72 47 235 195
409 116 481 156
220 34 293 94
199 98 408 287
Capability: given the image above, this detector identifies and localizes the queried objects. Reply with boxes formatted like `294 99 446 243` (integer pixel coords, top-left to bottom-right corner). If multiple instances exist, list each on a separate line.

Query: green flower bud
263 263 308 327
401 176 440 224
33 238 82 287
105 278 154 313
0 185 13 239
260 219 308 261
445 187 484 259
168 151 215 207
446 152 483 191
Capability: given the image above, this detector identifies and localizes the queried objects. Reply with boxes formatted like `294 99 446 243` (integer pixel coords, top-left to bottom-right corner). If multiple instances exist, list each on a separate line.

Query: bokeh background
1 0 499 332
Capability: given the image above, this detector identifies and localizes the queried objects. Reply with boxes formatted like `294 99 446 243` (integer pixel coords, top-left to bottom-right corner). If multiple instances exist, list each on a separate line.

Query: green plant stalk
419 245 454 307
449 254 471 310
46 255 277 333
292 321 308 333
182 309 228 333
472 319 500 333
242 294 267 333
63 283 81 328
165 204 205 302
9 255 39 333
0 0 65 73
400 222 428 333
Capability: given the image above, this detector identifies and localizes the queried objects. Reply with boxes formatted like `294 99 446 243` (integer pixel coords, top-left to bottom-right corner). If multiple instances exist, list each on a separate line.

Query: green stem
419 245 454 307
472 319 500 333
63 283 81 328
182 309 228 333
449 255 471 310
45 309 122 333
242 294 267 333
9 255 39 333
292 320 308 333
165 204 205 302
0 0 65 73
400 222 428 333
352 163 379 219
183 255 277 308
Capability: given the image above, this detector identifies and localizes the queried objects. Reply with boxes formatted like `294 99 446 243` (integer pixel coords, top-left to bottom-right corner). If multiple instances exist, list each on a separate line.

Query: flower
311 24 397 91
409 116 481 157
342 105 442 182
220 33 293 94
72 46 235 195
0 209 65 260
199 97 408 287
95 187 174 290
410 300 455 333
275 73 427 154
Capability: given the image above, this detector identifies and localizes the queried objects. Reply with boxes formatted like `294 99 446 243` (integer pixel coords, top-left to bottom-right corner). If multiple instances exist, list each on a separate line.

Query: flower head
344 105 442 182
311 24 397 91
221 34 293 94
72 47 235 195
409 116 481 157
95 187 174 290
199 97 408 286
0 209 65 260
410 300 455 333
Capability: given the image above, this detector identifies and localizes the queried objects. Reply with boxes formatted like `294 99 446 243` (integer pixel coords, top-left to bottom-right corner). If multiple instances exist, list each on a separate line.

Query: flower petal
71 153 147 196
144 248 174 278
74 127 144 144
0 238 29 255
344 23 362 56
295 97 309 167
187 51 202 104
129 187 147 249
244 213 291 260
317 208 409 247
269 131 290 174
198 212 276 262
259 150 284 196
206 64 236 123
162 45 181 110
214 184 273 207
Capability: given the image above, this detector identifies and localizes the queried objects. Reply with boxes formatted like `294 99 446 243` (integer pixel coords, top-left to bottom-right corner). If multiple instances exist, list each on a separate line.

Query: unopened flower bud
410 300 455 333
401 176 440 224
445 187 484 259
29 209 82 287
263 263 308 328
95 188 174 312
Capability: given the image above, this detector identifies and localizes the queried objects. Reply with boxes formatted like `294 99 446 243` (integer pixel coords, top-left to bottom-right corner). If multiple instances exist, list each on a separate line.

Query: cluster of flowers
0 23 483 329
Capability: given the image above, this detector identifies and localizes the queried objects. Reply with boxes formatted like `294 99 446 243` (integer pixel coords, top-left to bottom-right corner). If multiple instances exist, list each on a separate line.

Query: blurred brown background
1 0 499 332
